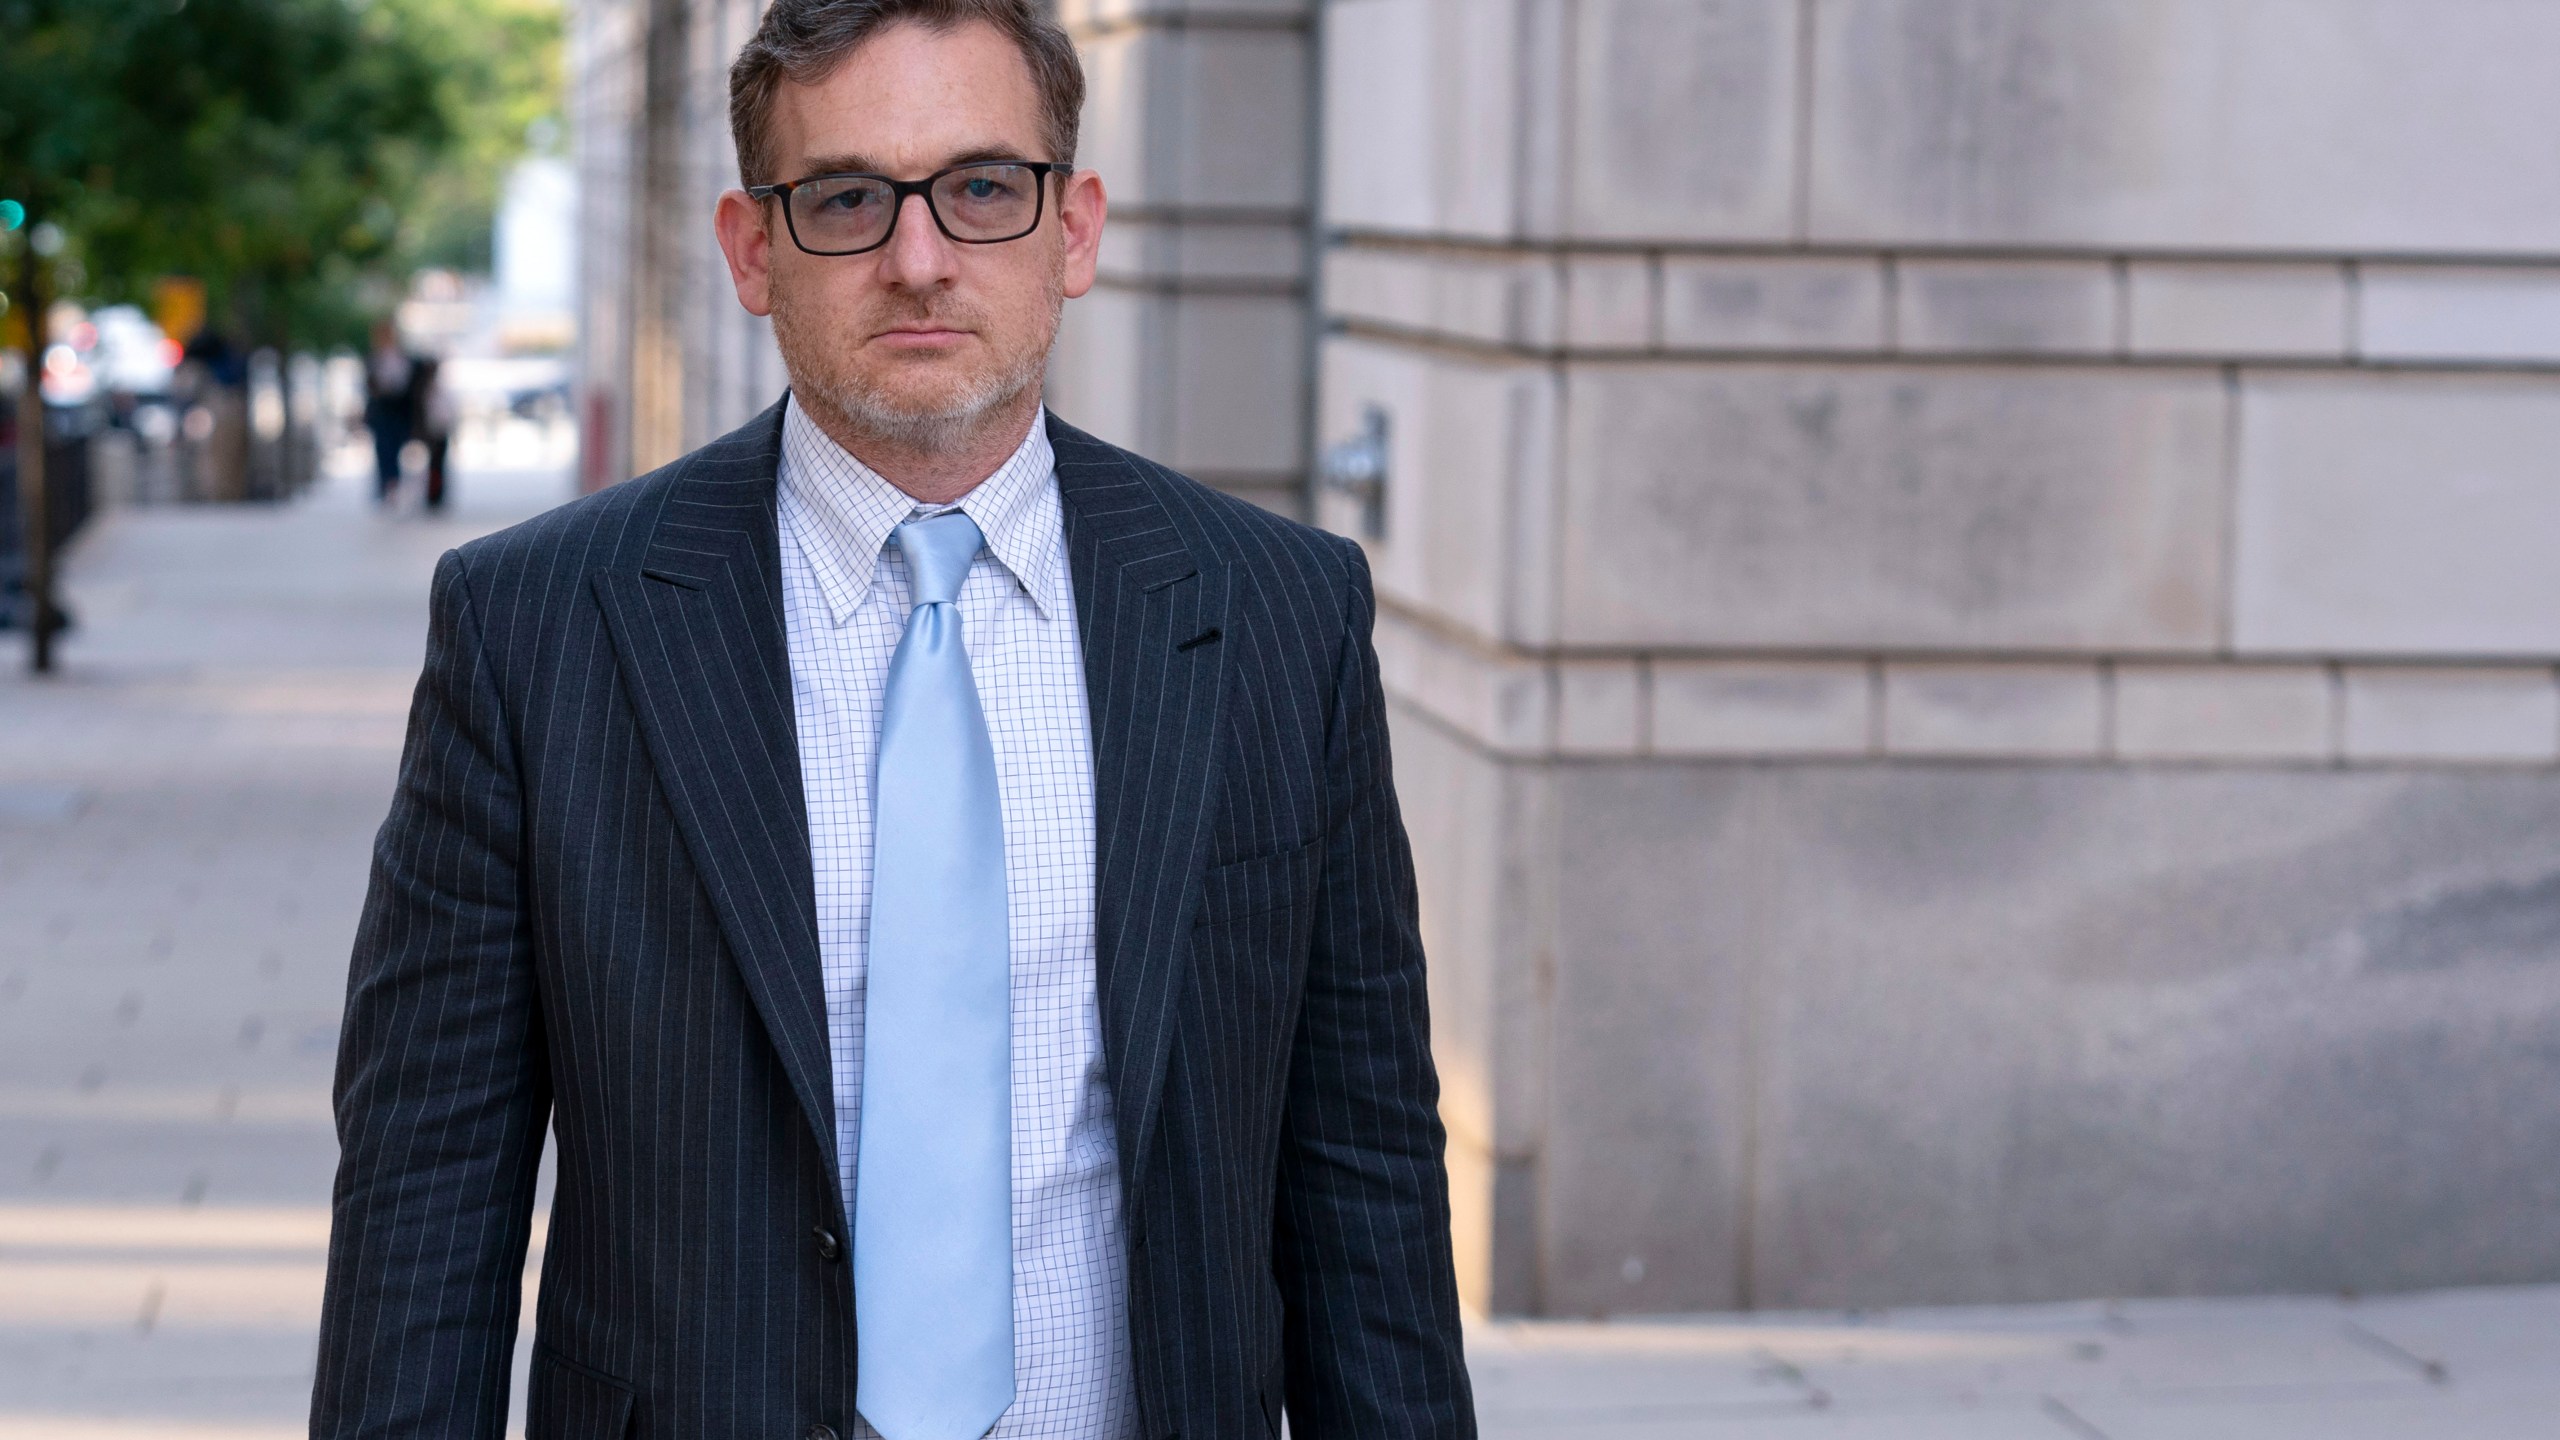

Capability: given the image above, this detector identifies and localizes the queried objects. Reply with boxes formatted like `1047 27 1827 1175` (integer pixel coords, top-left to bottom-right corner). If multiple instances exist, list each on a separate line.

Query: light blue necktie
856 512 1014 1440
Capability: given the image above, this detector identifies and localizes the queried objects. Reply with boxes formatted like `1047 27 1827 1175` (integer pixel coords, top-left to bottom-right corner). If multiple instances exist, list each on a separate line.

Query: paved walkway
1 451 2552 1439
1471 1287 2558 1438
0 452 566 1438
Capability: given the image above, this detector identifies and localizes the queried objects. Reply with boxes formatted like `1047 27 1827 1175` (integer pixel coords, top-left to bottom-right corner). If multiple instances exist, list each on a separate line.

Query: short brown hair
729 0 1085 188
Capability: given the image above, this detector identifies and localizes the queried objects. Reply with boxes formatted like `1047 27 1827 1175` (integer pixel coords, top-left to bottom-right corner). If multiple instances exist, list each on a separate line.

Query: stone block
1884 663 2105 758
1324 0 1525 238
1896 259 2118 356
1659 256 1890 354
1544 766 1759 1313
1163 293 1306 476
1563 256 1656 349
1373 611 1552 756
1560 0 1799 242
1173 28 1309 208
2113 664 2335 764
1325 246 1560 349
2342 667 2560 765
1051 286 1303 484
1097 218 1306 287
2127 263 2350 359
1047 284 1151 453
1430 252 1561 349
1524 761 2560 1311
1077 26 1307 211
2360 266 2560 365
1808 0 2560 254
1062 0 1308 23
1323 247 1433 334
1322 335 1561 645
1557 660 1644 755
1652 660 1872 757
2233 373 2560 657
1369 605 1427 705
1555 364 2230 652
1385 697 1544 1311
1204 478 1307 522
1075 27 1153 200
1736 763 2560 1307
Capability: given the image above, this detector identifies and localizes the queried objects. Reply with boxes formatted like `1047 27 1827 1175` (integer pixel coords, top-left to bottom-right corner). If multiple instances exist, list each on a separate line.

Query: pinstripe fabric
314 398 1476 1440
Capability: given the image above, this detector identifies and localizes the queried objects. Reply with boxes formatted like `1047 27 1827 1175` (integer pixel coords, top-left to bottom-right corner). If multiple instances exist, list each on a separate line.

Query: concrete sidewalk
0 455 568 1438
1 453 2551 1439
1471 1285 2559 1438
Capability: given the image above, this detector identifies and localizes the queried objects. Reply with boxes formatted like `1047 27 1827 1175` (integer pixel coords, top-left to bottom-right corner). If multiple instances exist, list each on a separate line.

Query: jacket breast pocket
528 1343 635 1440
1197 835 1324 928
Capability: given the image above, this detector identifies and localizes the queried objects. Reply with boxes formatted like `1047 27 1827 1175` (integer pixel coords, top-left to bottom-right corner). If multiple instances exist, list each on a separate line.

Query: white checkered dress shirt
776 397 1136 1440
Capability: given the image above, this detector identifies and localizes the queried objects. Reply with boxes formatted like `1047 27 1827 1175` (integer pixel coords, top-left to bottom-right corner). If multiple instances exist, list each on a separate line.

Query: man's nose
876 192 959 288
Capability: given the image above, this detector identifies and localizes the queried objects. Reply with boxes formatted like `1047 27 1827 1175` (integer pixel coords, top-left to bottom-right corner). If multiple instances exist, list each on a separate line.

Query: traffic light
0 199 23 232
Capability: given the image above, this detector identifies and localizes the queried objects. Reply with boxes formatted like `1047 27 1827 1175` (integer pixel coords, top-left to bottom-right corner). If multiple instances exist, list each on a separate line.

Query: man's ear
715 189 778 317
1057 168 1108 302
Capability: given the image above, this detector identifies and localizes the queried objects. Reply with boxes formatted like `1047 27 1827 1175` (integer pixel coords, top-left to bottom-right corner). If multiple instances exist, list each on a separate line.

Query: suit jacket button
812 1227 842 1262
807 1426 839 1440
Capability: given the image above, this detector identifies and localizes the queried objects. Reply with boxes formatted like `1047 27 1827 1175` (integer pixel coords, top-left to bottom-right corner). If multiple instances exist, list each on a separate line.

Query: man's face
716 21 1104 452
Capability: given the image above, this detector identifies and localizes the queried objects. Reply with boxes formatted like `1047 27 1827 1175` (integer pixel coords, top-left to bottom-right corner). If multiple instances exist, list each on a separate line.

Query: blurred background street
0 426 566 1438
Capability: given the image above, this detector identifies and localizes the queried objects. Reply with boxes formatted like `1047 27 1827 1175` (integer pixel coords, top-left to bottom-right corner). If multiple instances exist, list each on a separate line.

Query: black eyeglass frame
748 160 1077 257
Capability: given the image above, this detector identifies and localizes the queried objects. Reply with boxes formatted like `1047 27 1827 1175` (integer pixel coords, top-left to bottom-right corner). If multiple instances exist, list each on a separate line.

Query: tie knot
894 512 984 608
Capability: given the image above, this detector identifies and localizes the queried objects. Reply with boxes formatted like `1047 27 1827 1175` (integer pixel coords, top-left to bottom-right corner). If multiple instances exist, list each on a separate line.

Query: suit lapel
1052 416 1231 1202
590 401 839 1182
585 407 1226 1210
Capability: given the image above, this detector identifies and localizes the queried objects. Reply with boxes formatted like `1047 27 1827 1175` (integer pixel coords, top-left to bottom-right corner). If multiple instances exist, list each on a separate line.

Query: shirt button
807 1426 839 1440
812 1227 842 1262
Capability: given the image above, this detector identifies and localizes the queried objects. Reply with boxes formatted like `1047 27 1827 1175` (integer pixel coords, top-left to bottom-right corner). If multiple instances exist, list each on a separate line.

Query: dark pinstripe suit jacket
313 402 1474 1440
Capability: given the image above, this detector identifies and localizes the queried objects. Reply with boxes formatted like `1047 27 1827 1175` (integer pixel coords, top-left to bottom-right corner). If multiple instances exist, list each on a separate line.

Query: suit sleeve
1274 544 1477 1437
312 549 549 1440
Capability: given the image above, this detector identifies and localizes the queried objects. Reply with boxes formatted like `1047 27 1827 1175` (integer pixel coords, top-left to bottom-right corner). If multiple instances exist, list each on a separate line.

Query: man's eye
964 179 1000 199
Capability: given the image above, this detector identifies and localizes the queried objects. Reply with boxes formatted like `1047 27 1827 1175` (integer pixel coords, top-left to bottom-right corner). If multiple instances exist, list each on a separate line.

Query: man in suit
311 2 1473 1437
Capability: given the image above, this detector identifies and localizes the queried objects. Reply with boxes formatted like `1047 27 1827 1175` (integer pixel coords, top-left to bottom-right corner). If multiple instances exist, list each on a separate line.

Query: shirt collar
777 394 1065 624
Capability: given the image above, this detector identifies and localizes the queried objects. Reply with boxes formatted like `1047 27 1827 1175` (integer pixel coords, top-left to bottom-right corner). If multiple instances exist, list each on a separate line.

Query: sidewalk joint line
2343 1319 2453 1385
2040 1395 2112 1439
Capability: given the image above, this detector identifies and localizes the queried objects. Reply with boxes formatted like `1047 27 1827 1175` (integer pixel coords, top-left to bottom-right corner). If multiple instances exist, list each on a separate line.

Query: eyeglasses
748 160 1075 257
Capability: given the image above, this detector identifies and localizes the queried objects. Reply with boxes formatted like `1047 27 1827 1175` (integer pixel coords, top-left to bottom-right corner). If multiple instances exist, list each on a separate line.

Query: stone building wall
1319 0 2560 1316
1048 0 1317 518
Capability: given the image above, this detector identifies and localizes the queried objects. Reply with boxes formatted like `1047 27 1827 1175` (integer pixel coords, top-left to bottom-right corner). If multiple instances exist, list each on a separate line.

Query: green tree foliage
389 0 569 276
0 0 561 350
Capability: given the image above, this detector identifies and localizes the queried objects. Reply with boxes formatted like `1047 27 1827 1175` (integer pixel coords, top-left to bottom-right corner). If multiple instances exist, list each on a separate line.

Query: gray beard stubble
771 287 1062 455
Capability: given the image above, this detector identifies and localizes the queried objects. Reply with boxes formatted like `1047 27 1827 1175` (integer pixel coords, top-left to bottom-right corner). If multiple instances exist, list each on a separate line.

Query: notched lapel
589 417 840 1185
1053 419 1232 1205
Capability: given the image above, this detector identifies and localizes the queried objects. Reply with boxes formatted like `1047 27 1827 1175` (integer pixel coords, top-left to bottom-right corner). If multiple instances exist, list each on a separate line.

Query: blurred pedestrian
413 352 454 511
184 330 252 503
360 321 413 504
314 1 1470 1436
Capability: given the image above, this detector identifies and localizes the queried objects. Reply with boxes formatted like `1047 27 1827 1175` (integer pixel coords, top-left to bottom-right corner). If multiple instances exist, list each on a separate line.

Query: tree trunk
14 223 52 673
